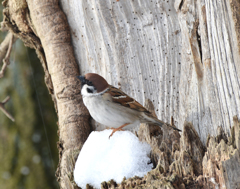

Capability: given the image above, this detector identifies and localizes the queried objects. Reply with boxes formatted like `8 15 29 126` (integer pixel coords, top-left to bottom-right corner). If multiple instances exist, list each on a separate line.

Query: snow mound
74 130 152 189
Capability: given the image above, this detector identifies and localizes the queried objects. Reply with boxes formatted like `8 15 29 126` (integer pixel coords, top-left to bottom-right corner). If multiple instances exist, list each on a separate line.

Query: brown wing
105 85 150 113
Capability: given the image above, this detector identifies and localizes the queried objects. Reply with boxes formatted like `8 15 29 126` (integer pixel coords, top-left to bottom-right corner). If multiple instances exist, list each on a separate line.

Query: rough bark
2 0 91 188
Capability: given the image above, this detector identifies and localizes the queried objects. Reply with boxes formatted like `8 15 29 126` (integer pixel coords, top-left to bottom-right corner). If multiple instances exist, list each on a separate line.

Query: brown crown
85 73 109 93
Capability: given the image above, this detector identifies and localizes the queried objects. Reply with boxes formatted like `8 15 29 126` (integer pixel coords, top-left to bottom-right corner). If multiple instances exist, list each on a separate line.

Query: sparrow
78 73 181 137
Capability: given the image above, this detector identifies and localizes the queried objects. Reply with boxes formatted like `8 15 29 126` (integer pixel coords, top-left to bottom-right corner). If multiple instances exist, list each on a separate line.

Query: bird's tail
143 115 181 132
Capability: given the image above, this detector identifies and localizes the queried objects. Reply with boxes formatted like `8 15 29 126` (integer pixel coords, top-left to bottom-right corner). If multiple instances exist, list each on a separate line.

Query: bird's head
77 73 109 96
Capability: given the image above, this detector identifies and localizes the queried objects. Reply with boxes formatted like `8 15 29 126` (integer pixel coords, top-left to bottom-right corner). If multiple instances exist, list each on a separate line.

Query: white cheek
81 85 97 97
81 85 91 96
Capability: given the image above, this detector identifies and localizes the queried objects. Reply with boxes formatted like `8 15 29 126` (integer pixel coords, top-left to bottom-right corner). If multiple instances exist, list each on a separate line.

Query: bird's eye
87 88 93 93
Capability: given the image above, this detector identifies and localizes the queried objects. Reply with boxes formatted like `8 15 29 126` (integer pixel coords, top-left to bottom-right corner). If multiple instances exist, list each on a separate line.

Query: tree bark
2 0 240 188
26 1 91 188
2 0 91 188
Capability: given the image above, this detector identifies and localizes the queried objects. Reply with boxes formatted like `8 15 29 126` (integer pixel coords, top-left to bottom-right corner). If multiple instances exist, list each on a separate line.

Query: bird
77 73 181 138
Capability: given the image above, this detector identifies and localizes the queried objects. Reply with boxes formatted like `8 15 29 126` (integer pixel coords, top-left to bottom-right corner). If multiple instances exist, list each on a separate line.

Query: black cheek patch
87 88 93 93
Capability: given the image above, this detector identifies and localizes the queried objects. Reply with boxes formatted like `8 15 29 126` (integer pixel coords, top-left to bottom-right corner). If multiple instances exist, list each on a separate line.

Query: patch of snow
74 130 152 189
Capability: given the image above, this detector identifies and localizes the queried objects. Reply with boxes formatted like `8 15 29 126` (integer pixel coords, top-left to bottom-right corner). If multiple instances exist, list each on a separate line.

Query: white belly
83 95 140 129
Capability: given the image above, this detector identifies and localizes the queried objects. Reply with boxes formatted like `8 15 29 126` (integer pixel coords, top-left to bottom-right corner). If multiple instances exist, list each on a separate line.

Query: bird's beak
77 75 85 82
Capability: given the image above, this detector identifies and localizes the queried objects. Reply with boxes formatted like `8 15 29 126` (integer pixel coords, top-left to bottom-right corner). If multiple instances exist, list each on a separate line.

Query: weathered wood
202 116 240 189
60 0 240 144
59 1 240 187
102 112 240 189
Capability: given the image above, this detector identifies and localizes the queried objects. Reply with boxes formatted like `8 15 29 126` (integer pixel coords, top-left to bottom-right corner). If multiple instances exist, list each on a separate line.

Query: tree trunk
60 0 240 143
2 0 240 188
2 0 91 188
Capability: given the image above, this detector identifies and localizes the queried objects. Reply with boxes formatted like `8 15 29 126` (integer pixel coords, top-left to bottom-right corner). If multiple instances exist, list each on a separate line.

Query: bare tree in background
1 0 240 188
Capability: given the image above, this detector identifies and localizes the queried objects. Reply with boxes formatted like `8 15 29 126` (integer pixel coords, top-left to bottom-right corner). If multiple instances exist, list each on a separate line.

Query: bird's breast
83 95 139 128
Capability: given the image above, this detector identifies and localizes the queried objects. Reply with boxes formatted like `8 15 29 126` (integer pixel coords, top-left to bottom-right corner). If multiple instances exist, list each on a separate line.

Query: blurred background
0 5 59 189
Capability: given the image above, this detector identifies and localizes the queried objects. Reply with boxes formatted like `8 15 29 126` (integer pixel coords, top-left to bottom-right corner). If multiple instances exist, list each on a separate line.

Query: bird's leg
109 123 130 138
106 127 124 130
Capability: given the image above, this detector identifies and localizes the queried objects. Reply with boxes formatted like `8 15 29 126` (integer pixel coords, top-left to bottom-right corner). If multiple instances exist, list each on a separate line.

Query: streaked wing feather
106 85 149 113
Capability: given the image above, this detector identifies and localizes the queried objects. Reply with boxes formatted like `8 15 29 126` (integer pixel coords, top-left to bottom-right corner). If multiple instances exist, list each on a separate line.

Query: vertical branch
0 33 16 78
26 0 91 188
